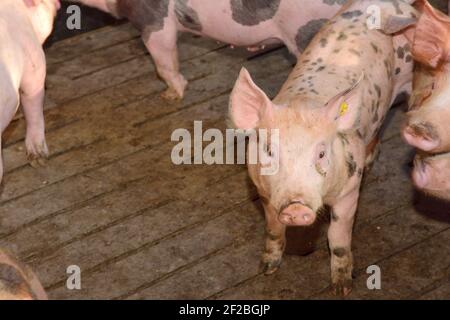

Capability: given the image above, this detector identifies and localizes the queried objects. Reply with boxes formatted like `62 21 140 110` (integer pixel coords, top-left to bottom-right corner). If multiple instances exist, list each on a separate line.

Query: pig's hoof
261 259 282 275
29 157 48 168
161 88 182 101
26 141 49 168
331 279 353 297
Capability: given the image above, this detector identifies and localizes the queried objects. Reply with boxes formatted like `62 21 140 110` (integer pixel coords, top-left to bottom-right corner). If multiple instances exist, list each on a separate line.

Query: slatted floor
0 23 449 300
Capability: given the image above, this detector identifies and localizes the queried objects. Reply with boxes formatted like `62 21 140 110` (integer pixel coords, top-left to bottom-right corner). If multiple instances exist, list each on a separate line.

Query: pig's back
182 0 339 46
273 0 415 144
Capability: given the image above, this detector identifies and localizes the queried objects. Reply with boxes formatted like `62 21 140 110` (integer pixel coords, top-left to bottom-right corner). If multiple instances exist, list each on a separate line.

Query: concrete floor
0 1 449 300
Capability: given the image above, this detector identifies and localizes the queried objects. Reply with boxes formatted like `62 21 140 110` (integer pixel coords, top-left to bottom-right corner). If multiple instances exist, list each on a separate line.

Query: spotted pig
229 0 417 295
67 0 347 100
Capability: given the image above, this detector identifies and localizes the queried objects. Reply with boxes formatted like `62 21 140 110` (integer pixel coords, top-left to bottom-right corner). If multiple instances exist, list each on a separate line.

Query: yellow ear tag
339 102 349 117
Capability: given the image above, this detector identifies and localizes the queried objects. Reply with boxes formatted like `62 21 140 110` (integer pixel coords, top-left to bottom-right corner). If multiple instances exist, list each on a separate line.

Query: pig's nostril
279 213 293 225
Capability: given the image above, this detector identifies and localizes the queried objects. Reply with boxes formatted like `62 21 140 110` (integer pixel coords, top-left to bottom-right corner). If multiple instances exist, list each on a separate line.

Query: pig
400 0 450 200
229 0 417 295
0 0 60 181
0 249 47 300
403 0 450 154
66 0 346 100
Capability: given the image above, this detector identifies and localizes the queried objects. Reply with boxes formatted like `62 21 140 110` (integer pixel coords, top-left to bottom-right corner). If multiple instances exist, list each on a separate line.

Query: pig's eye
315 144 328 162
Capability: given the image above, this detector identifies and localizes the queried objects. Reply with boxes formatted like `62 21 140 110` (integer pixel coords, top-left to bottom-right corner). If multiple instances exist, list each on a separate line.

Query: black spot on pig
348 48 361 56
295 19 329 52
374 84 381 98
323 0 347 5
337 32 347 41
175 0 202 31
320 38 328 48
117 0 169 34
395 67 401 75
230 0 281 26
331 210 339 222
338 132 349 145
341 10 363 19
404 43 411 53
357 168 363 178
397 46 405 59
371 43 379 53
346 153 357 178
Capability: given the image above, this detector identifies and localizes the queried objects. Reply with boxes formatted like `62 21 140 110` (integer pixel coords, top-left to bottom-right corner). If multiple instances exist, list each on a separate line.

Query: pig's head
0 250 47 300
229 68 364 227
403 0 450 153
413 152 450 201
23 0 60 44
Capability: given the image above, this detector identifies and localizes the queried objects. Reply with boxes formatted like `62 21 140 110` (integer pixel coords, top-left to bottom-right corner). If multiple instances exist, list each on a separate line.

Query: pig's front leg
261 200 286 275
328 189 359 296
143 26 187 101
20 53 49 167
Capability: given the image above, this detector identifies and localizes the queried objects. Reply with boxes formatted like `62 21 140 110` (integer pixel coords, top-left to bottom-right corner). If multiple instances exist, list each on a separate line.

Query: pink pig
0 249 47 300
229 0 417 295
0 0 59 181
402 0 450 201
403 0 450 153
67 0 345 100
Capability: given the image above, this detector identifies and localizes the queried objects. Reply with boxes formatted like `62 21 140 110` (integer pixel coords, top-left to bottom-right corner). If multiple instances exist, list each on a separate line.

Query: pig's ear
229 68 273 129
325 74 364 131
412 1 450 68
23 0 42 7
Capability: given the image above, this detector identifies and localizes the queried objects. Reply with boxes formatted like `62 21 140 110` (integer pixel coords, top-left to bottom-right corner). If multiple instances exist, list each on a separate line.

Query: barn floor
1 23 449 300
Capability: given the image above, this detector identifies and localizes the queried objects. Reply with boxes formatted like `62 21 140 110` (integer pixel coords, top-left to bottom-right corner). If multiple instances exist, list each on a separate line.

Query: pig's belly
0 64 20 132
180 19 281 47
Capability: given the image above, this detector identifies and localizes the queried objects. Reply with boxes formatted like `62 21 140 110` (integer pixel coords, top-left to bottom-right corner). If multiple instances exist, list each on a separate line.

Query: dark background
46 1 122 45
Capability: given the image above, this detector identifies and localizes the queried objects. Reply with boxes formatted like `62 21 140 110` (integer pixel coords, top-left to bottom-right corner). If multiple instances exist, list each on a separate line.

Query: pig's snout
279 201 316 226
403 121 440 152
